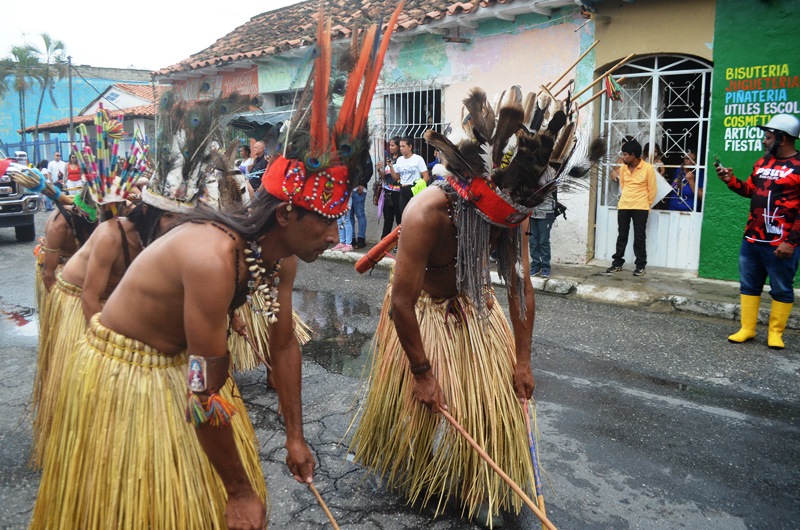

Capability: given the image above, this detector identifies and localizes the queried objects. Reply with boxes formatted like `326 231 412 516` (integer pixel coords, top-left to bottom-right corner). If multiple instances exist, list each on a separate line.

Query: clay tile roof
154 0 528 76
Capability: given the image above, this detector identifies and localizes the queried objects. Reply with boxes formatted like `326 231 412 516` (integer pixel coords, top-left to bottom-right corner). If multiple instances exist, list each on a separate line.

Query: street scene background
0 211 798 529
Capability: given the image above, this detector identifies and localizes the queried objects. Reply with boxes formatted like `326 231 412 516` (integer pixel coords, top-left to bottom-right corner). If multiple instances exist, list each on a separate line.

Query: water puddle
292 290 378 377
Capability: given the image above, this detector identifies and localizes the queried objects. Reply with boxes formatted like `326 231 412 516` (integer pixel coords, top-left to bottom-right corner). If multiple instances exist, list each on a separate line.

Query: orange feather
353 0 406 134
334 25 377 139
310 11 331 155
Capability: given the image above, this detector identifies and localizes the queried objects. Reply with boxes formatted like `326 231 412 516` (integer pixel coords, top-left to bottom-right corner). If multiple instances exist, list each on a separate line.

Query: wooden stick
546 40 599 91
440 409 558 530
523 399 547 529
577 76 627 110
568 53 635 100
355 224 401 273
308 483 341 530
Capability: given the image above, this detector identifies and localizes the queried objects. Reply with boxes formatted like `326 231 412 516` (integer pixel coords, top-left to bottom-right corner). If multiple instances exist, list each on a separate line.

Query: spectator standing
64 153 84 195
349 153 373 249
606 140 657 276
717 113 800 350
388 137 429 217
644 142 666 178
379 137 402 239
529 183 557 278
37 160 54 211
238 145 253 174
47 152 67 188
248 141 267 192
666 150 704 212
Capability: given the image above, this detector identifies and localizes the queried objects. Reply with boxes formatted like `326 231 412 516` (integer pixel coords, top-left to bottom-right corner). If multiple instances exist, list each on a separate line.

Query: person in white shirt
47 152 68 187
386 136 429 216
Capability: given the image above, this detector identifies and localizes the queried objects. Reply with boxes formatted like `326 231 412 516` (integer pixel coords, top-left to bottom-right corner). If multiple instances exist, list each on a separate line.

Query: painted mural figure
716 113 800 349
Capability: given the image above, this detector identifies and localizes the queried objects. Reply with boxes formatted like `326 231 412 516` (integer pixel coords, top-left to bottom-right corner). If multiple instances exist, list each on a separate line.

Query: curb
322 250 800 330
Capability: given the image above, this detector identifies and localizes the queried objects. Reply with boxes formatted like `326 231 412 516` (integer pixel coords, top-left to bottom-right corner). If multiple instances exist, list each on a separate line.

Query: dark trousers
381 190 402 239
612 209 649 268
399 185 414 218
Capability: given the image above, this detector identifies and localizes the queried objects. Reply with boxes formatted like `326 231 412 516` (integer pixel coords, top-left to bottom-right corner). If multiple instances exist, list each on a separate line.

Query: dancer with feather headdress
350 82 602 528
29 1 404 527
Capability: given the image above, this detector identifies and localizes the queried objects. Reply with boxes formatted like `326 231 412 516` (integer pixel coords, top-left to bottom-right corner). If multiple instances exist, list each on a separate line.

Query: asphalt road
0 210 798 529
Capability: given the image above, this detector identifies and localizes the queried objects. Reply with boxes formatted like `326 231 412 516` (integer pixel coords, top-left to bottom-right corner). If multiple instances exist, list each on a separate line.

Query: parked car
0 149 41 242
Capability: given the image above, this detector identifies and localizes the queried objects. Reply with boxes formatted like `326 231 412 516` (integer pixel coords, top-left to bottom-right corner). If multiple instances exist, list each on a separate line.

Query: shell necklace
244 241 281 324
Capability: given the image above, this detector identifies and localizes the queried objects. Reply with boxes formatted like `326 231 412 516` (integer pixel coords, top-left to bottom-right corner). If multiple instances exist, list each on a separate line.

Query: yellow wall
594 0 715 68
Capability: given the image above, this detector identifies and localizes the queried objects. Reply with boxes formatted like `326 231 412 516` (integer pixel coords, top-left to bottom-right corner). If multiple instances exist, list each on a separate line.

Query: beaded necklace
244 241 282 324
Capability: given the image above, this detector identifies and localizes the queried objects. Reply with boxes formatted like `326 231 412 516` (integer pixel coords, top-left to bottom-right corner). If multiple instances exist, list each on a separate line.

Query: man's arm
42 218 68 292
646 165 658 206
81 223 119 321
267 256 315 483
183 241 265 530
717 163 756 197
507 218 535 400
391 195 447 412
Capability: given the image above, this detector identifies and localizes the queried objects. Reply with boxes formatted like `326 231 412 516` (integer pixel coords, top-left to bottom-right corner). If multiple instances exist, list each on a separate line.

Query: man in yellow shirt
606 140 658 276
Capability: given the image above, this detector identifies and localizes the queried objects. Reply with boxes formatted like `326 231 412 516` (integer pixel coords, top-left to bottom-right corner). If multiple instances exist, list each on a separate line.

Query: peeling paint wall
381 8 598 264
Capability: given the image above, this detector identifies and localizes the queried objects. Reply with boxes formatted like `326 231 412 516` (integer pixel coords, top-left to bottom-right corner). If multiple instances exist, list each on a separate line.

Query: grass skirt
30 273 85 469
350 285 535 522
30 315 268 530
228 291 312 372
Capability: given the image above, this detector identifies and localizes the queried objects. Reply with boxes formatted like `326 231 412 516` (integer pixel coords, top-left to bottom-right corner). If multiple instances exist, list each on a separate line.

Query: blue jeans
350 188 367 239
338 195 353 244
44 196 54 210
739 240 800 303
529 217 554 272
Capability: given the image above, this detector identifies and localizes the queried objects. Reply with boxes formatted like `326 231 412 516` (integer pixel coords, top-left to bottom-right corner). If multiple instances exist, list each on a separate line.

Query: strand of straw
308 483 341 530
577 76 628 110
439 409 558 530
546 40 599 92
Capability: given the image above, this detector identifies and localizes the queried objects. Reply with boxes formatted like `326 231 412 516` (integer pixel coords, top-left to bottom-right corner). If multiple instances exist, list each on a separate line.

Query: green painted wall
699 0 800 280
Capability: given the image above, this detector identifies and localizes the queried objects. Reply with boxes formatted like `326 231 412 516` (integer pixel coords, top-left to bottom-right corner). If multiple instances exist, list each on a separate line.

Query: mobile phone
713 154 725 170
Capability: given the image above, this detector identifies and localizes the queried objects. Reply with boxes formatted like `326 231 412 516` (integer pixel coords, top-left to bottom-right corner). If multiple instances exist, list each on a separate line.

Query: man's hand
411 370 447 413
231 312 247 337
775 241 795 259
286 438 315 484
715 164 732 183
225 489 266 530
513 364 535 400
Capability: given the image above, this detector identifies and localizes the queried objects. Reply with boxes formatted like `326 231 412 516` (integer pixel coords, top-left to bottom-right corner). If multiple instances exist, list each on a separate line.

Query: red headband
445 175 530 227
263 155 351 218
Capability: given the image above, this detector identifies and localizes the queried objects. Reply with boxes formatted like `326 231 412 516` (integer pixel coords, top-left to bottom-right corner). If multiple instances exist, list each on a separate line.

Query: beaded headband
263 155 351 218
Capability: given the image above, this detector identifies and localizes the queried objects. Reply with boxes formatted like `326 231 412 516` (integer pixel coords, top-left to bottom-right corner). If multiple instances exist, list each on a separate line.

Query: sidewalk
320 247 800 331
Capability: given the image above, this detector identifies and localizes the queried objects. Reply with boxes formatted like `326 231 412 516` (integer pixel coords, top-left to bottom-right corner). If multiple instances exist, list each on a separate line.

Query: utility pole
68 56 74 145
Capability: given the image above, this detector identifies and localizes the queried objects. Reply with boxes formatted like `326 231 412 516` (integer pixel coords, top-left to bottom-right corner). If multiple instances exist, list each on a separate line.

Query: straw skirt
31 273 85 469
30 315 268 530
350 285 535 522
228 291 311 372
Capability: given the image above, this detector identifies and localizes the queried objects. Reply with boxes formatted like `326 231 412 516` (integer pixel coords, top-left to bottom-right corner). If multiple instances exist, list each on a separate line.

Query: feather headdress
263 1 405 218
143 91 251 213
424 84 603 228
65 105 149 208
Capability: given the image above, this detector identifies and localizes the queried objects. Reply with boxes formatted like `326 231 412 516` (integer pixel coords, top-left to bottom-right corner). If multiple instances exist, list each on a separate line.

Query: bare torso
100 222 254 355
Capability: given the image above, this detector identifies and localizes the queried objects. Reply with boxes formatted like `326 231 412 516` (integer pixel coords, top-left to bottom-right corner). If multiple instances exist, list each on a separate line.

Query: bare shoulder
401 186 449 229
162 222 242 276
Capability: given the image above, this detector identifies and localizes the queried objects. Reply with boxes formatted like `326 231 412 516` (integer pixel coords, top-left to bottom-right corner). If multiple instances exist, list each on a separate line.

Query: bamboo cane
439 409 558 530
577 76 627 110
546 40 599 92
523 399 547 529
566 53 635 100
308 483 341 530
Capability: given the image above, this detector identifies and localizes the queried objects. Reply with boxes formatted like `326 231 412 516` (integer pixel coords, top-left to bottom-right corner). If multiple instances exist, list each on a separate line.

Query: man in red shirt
717 113 800 349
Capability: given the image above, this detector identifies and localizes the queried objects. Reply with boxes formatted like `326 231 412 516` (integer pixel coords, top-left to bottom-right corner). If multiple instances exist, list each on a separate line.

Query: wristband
409 360 431 375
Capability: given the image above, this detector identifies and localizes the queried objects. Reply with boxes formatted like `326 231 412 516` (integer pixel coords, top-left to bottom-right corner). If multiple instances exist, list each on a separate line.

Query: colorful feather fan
605 76 624 101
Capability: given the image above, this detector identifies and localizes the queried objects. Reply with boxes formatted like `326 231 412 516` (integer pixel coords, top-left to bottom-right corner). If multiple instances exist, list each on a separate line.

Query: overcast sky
1 0 305 71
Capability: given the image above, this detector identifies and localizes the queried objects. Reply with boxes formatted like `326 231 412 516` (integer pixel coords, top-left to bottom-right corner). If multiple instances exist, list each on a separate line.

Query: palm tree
0 44 43 148
30 34 67 155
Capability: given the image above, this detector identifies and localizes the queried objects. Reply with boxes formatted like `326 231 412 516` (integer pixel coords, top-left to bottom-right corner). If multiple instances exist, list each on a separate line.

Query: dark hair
389 136 401 146
400 136 414 150
178 192 285 240
621 140 642 159
127 203 168 247
241 145 251 157
37 160 49 171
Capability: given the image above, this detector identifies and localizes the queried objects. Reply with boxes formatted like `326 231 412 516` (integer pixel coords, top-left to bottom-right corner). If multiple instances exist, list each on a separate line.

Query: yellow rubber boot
767 300 793 349
728 295 761 343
